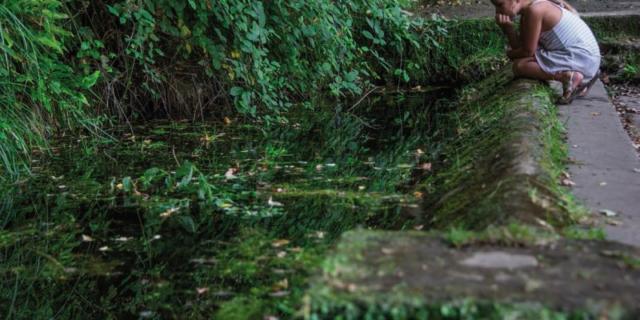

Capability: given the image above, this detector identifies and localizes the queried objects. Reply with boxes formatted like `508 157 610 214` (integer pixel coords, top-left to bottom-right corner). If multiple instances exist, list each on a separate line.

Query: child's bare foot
556 70 583 104
577 71 600 98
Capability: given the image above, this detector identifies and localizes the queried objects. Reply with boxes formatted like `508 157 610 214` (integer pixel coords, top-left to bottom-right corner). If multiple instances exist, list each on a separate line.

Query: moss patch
417 67 584 230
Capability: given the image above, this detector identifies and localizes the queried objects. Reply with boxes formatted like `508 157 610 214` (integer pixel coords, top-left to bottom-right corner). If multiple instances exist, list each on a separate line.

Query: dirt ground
607 82 640 155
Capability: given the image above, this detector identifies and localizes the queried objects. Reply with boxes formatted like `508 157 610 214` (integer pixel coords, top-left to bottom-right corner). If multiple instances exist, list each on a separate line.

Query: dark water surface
0 89 454 319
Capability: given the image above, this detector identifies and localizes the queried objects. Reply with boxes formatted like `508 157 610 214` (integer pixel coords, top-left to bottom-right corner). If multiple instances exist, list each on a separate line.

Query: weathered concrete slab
557 80 640 246
308 230 640 318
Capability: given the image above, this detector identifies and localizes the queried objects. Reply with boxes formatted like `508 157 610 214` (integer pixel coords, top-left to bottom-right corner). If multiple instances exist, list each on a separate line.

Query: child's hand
495 14 514 30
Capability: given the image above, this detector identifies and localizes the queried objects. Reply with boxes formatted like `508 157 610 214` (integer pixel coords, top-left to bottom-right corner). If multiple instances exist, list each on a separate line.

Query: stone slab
310 230 640 317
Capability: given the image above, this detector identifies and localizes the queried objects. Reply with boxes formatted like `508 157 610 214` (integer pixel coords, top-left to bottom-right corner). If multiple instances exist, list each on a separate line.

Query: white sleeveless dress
532 0 601 82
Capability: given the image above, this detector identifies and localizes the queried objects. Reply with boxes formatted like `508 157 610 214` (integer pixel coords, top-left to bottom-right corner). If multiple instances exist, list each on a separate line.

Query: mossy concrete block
421 68 568 229
307 230 640 319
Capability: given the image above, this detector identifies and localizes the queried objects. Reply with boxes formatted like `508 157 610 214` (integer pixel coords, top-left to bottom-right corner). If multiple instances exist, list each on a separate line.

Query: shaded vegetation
0 0 100 179
0 86 449 318
0 1 607 319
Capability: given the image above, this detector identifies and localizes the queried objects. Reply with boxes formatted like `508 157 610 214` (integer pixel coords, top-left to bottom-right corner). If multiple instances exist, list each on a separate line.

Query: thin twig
348 86 380 112
172 145 181 167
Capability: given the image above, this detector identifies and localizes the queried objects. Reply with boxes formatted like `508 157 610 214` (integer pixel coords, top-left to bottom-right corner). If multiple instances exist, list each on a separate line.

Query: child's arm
506 8 542 59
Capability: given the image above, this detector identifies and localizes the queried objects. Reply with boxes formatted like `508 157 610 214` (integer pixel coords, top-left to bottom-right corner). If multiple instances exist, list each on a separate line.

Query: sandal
577 71 600 98
557 71 583 105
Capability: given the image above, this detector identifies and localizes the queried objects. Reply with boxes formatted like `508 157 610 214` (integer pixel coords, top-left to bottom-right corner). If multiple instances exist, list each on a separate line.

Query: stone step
307 230 640 318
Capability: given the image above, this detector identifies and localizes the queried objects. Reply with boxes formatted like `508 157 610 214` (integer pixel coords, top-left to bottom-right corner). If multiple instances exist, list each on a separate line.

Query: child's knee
512 60 524 76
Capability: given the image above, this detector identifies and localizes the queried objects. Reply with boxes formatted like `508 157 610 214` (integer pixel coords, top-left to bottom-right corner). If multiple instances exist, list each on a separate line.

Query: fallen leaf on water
600 209 618 217
196 287 209 295
272 278 289 291
268 196 284 207
190 257 218 265
271 239 290 248
160 207 180 218
64 267 78 274
269 291 289 297
381 247 395 255
224 168 238 180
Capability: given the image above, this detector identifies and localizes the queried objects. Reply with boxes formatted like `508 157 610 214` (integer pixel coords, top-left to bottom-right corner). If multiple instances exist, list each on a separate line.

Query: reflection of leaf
177 216 197 233
215 199 233 209
176 161 195 188
122 177 134 192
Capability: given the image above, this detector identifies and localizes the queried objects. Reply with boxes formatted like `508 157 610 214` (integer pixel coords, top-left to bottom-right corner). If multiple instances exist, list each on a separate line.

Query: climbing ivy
90 0 446 121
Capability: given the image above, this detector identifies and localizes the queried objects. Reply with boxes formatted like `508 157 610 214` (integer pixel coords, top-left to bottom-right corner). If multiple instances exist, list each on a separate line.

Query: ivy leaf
177 216 197 233
81 70 101 89
230 87 243 96
188 0 197 9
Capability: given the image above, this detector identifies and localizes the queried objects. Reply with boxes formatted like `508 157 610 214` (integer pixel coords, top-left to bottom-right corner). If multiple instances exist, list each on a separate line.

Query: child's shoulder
522 1 548 18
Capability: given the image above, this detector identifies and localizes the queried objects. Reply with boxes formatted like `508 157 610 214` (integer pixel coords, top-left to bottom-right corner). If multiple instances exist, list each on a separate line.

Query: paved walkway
558 80 640 246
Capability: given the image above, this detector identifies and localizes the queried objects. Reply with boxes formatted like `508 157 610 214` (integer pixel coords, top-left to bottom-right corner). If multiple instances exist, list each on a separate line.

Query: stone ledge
306 230 640 319
420 69 571 229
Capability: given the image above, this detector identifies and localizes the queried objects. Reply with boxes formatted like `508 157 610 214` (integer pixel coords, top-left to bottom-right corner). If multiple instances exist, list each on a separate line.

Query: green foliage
444 223 559 248
82 0 449 121
562 226 606 241
622 53 640 80
0 0 100 179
